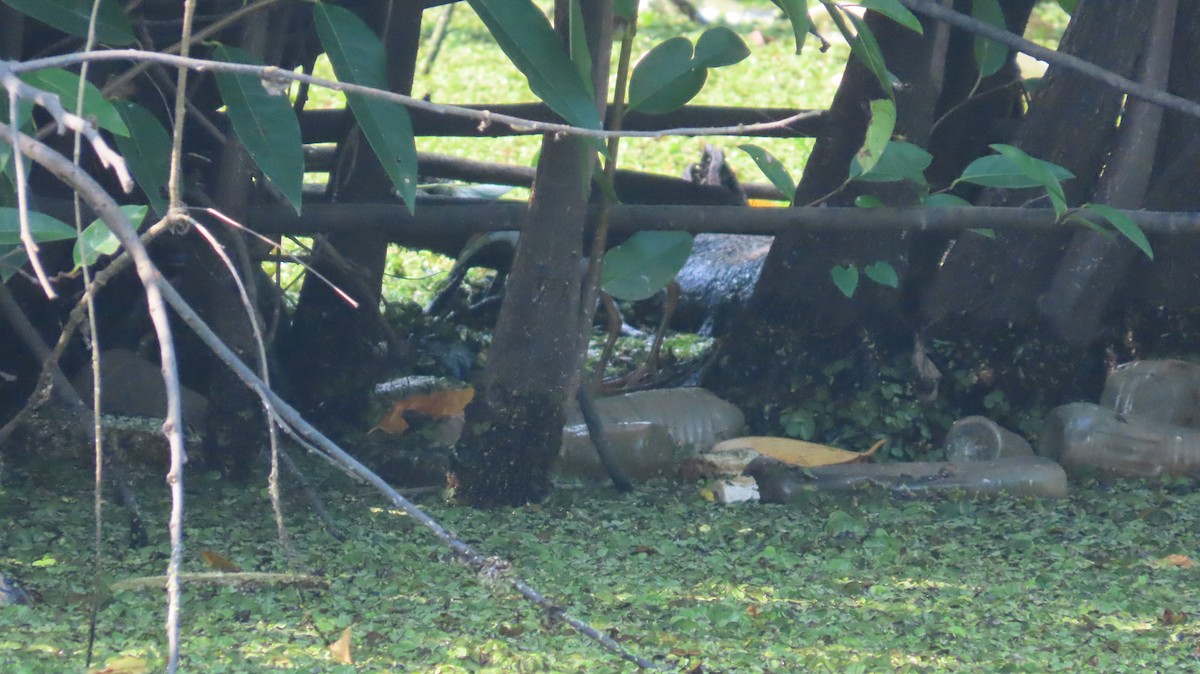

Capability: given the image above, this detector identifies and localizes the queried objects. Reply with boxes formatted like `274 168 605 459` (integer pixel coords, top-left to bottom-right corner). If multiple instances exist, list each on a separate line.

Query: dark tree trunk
702 6 983 429
281 2 423 430
1131 1 1200 336
919 0 1151 330
452 1 613 507
1036 0 1177 344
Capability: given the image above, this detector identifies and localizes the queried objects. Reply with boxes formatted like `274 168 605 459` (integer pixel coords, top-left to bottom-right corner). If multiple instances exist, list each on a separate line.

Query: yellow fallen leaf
329 626 353 664
88 656 149 674
200 549 241 572
373 387 474 434
711 436 884 467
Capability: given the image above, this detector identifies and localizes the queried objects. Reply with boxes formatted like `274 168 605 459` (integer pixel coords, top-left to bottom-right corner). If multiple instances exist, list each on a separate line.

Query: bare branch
10 50 822 140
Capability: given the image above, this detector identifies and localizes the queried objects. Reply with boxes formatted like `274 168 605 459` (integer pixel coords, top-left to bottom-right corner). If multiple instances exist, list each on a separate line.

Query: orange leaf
1160 554 1196 569
373 387 475 434
200 550 241 572
329 626 353 664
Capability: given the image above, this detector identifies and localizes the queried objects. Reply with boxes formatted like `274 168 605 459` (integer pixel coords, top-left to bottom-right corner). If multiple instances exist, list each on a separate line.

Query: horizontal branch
301 149 784 202
248 202 1200 239
297 104 827 141
11 50 820 141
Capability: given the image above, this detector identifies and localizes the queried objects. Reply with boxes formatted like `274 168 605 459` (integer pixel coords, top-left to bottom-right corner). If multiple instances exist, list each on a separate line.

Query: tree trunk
452 1 613 507
919 0 1151 330
703 6 984 428
281 2 423 430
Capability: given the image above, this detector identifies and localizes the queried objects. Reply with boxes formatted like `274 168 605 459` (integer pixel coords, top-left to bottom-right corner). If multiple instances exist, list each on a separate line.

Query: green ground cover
2 469 1197 672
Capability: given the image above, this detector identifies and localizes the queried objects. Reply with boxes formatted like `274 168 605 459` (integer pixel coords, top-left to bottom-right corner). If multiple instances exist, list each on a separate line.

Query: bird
0 574 30 606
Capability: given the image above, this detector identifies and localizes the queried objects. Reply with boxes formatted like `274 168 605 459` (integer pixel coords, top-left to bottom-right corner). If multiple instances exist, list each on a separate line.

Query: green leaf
858 0 923 34
73 205 146 269
864 260 898 287
693 27 750 68
20 69 128 136
213 45 305 215
969 228 996 238
614 0 638 21
0 245 28 282
849 141 931 185
1057 0 1076 15
846 12 895 99
466 0 604 147
315 4 419 213
1087 203 1153 259
0 207 78 244
971 0 1008 78
0 0 134 45
738 144 795 204
627 37 707 114
113 101 171 217
568 0 593 97
854 99 896 178
955 146 1074 189
771 0 812 55
830 264 859 298
601 231 693 301
990 143 1067 216
921 193 971 208
855 195 883 208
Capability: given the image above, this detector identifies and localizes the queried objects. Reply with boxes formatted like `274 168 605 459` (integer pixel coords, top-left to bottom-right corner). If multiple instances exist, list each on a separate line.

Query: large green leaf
972 0 1008 78
1087 203 1152 260
849 140 931 185
1 0 134 45
955 145 1074 190
858 0 922 34
627 37 707 115
568 0 593 97
991 143 1067 216
213 45 304 215
693 27 750 68
0 207 78 244
853 99 896 178
20 69 128 136
466 0 603 136
844 11 895 99
315 4 418 213
73 204 146 269
113 101 171 216
0 245 28 282
738 144 795 204
771 0 812 55
601 231 693 301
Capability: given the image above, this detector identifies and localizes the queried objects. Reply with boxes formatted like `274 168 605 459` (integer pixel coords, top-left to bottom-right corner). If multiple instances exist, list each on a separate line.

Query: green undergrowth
2 466 1197 672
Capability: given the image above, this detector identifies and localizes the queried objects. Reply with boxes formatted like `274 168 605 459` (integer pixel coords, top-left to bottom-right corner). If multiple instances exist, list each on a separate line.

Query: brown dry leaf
87 656 149 674
329 626 353 664
1161 608 1189 625
200 550 241 572
373 387 475 434
1160 554 1196 569
711 436 884 467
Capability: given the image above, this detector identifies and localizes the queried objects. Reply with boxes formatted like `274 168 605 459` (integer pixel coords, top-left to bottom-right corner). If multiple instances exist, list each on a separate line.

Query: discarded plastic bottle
1040 402 1200 479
